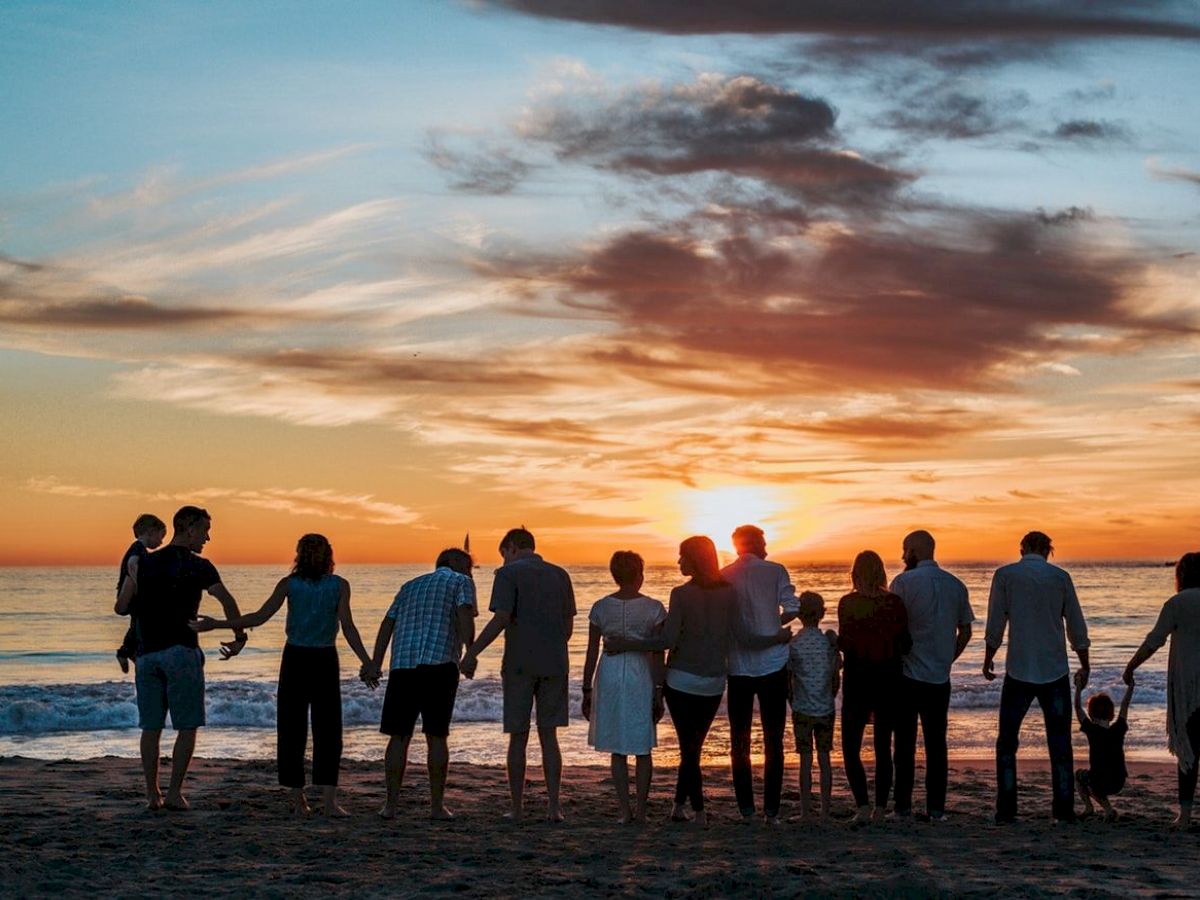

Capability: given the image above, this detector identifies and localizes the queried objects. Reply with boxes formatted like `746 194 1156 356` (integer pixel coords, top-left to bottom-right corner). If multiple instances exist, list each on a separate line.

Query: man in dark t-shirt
115 505 248 811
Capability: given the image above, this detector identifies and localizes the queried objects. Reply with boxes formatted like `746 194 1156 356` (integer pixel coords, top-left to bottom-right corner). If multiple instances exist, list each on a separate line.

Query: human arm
1063 574 1090 689
192 576 286 632
460 610 511 679
827 630 841 698
953 588 974 662
205 581 249 659
605 633 667 654
954 623 973 662
336 579 373 672
564 574 576 642
581 622 602 721
1118 679 1134 720
115 573 136 616
779 571 800 625
1124 598 1175 684
982 571 1007 680
367 616 395 689
1073 679 1088 727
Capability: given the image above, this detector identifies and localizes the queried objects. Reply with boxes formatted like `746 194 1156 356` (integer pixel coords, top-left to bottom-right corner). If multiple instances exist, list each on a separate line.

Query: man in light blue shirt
983 531 1090 824
889 530 974 820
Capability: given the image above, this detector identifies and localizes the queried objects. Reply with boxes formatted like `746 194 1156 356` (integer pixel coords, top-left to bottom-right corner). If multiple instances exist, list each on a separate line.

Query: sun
678 485 787 553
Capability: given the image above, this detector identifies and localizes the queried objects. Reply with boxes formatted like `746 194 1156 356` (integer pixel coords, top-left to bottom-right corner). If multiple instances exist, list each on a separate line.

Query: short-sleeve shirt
132 545 221 654
889 561 974 684
385 567 478 670
489 554 575 677
1081 717 1128 793
117 540 149 594
789 627 837 717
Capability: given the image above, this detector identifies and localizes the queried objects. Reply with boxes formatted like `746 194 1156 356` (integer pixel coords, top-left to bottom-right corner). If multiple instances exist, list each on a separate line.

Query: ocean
0 562 1181 767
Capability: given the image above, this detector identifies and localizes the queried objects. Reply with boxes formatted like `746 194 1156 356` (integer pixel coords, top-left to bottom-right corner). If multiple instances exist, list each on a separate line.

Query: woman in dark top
838 550 911 824
662 536 739 825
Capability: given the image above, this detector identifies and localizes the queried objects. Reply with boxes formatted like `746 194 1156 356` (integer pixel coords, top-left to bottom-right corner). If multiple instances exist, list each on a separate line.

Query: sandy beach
2 755 1196 898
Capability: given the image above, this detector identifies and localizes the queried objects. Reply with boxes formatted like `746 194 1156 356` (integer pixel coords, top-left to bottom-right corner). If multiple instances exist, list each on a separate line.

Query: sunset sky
2 1 1198 566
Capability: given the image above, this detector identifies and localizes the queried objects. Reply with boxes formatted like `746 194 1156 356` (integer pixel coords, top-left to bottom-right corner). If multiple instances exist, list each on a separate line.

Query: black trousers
996 674 1073 821
664 685 722 811
893 676 952 815
1179 708 1200 807
277 644 343 788
727 666 789 817
842 662 900 809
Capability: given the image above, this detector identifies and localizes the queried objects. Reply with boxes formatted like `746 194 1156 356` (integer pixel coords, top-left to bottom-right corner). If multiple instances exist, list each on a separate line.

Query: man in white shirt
721 525 800 824
983 531 1090 824
889 530 974 821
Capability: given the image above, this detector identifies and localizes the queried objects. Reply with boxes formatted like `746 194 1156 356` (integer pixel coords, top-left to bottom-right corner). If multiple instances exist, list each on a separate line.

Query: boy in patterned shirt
788 591 840 822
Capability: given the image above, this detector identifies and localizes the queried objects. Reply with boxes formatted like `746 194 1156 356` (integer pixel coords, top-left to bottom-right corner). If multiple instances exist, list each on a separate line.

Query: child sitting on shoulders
1075 678 1134 822
114 513 167 673
788 591 840 823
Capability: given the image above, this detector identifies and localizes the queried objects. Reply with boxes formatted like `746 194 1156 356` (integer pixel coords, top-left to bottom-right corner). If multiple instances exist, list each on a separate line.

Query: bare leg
164 729 196 811
319 784 349 818
380 735 411 819
140 729 163 810
634 754 652 824
1096 794 1116 822
817 751 833 823
612 755 632 823
289 787 310 817
1076 772 1095 816
799 751 814 820
427 735 453 820
538 726 564 822
1175 803 1193 829
506 730 530 821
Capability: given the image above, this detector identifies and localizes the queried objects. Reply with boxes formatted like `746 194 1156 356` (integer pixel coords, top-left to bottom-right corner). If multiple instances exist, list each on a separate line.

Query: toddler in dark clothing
114 513 167 673
1074 679 1134 822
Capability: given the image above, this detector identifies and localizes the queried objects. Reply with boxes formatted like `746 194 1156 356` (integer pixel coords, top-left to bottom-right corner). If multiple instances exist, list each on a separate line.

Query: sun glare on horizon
677 485 792 555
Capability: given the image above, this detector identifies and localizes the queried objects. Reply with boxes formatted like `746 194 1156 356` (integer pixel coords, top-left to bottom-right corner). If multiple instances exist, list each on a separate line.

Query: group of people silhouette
114 506 1200 829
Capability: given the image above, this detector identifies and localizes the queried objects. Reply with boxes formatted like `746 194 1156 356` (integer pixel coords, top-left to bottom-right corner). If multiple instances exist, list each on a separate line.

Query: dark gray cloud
485 1 1200 39
881 88 1030 139
1051 118 1132 142
520 75 911 210
425 132 534 194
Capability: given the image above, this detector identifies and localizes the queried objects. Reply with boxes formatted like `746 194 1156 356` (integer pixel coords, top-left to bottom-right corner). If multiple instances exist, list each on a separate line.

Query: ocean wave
0 666 1168 736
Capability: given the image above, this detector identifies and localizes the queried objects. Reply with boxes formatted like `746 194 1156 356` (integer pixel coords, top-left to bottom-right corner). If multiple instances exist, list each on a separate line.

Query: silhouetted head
1020 531 1053 558
435 547 473 577
133 513 167 549
902 530 935 569
172 506 211 553
293 534 334 581
1176 552 1200 592
1087 692 1115 723
499 527 535 560
798 592 825 625
731 524 767 559
679 536 725 588
851 550 888 596
609 550 644 592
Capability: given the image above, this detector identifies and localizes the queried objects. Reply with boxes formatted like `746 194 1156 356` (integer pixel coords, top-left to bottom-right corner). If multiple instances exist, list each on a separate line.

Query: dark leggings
277 644 343 788
1179 708 1200 807
665 684 722 811
841 664 899 809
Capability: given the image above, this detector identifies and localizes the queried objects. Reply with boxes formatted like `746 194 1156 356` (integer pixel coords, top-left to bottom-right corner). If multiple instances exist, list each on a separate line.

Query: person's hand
581 691 592 722
359 662 381 689
604 636 630 655
982 658 996 681
1123 666 1136 686
219 634 247 660
188 615 218 633
1074 667 1090 691
459 652 478 680
653 690 665 724
775 627 792 645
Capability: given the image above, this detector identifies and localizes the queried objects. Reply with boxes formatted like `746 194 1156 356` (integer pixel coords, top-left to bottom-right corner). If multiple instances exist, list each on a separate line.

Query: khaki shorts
793 711 835 754
502 672 569 733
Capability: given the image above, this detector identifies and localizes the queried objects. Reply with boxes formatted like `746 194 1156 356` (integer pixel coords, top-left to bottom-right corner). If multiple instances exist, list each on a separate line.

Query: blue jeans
995 674 1074 821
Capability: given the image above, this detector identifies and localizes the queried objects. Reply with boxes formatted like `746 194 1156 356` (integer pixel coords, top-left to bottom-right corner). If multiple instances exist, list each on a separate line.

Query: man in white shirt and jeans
721 525 800 824
889 530 974 821
983 531 1090 824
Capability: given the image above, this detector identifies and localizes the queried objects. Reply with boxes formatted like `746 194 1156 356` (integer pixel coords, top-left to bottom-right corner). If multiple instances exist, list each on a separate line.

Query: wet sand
2 755 1196 897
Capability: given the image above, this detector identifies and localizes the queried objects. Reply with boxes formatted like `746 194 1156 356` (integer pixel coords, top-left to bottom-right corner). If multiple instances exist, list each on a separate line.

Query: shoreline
4 755 1196 897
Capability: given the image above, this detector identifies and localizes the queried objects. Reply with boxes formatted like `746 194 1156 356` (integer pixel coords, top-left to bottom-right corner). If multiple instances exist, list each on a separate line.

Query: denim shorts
135 645 206 730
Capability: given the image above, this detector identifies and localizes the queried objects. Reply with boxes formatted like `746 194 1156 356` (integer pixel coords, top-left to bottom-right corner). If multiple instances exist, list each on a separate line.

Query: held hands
459 652 478 680
189 615 218 633
581 691 592 722
218 634 247 660
653 689 665 724
1123 666 1136 686
359 662 382 690
1073 667 1090 691
775 627 793 645
982 658 996 681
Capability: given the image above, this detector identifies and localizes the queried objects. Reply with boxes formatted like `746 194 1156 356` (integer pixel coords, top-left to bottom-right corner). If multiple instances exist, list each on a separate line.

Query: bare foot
430 806 455 821
546 807 565 824
502 809 523 824
764 815 782 827
145 793 164 812
164 793 190 812
871 807 887 824
669 804 691 823
694 810 708 827
322 803 351 818
617 813 632 825
378 803 397 820
850 806 872 827
1170 813 1192 830
1102 809 1120 823
291 798 312 818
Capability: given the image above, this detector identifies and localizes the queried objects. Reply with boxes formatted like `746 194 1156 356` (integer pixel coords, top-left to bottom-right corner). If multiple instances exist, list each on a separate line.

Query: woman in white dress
581 551 666 823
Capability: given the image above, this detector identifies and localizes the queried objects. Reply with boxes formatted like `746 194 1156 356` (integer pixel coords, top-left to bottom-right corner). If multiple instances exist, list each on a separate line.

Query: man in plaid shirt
367 547 477 820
